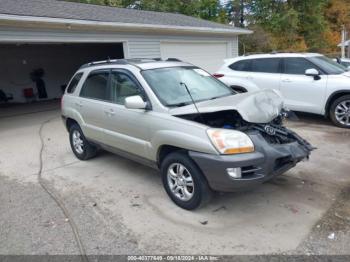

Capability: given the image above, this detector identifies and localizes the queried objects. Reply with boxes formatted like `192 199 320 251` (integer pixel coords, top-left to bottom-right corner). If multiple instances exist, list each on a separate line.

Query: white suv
215 53 350 128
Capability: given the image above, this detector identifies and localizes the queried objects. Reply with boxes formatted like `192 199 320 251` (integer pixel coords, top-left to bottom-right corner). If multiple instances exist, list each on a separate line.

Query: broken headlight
207 129 255 155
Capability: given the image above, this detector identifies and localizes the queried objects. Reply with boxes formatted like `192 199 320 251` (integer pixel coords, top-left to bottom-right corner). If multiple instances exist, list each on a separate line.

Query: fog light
226 167 242 179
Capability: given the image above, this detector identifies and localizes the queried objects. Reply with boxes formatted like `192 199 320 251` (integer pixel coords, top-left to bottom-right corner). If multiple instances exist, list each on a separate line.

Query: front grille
253 124 297 145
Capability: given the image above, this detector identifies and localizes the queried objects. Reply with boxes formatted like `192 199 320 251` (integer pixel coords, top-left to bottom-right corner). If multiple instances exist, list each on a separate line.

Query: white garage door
161 41 229 73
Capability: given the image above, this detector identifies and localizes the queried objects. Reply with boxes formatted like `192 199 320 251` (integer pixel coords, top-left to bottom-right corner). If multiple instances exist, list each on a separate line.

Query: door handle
282 79 292 82
246 76 253 80
104 109 115 116
75 101 83 107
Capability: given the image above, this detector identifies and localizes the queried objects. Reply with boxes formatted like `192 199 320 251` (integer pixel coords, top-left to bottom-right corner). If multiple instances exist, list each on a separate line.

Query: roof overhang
338 40 350 47
0 14 252 36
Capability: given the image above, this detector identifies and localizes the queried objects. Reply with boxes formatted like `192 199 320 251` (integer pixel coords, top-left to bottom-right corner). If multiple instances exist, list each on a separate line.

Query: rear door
280 57 327 114
249 58 282 91
102 69 152 158
77 69 110 142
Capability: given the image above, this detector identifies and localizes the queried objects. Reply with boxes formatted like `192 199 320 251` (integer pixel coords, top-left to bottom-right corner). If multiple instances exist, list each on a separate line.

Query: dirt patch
295 185 350 255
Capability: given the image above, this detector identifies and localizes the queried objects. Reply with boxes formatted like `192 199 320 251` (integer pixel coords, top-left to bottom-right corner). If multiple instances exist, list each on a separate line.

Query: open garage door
0 43 124 104
160 41 229 73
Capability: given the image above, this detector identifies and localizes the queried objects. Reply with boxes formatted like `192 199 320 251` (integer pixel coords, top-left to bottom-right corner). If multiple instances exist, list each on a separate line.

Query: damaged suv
62 59 313 210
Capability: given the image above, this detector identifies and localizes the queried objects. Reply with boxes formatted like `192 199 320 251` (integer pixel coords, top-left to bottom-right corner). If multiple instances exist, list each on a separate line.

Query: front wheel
330 95 350 128
161 152 212 210
69 124 97 160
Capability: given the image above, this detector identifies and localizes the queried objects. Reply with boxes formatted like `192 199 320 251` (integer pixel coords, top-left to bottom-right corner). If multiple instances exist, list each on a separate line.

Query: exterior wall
127 35 239 59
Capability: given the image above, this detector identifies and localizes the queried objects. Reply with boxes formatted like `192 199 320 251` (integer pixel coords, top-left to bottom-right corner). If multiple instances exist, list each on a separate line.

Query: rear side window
251 58 281 73
283 58 317 75
80 70 109 100
229 60 251 71
66 73 83 94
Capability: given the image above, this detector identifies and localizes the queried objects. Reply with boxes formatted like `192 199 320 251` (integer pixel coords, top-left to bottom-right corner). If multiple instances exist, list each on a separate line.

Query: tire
69 123 97 160
160 151 212 210
329 95 350 128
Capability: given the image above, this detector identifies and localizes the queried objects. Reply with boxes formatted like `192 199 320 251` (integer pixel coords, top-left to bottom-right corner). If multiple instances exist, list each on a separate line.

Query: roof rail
79 57 183 69
79 59 129 69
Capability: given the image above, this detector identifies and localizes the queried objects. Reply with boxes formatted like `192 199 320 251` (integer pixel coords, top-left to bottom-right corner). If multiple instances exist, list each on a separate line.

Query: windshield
308 56 347 75
142 67 234 107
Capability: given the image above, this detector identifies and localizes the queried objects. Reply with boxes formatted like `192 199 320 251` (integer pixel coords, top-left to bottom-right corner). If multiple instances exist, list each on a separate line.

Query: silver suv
62 59 313 210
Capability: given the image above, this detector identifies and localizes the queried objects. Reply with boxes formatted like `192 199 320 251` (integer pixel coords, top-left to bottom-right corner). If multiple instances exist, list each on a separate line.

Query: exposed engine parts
176 109 314 153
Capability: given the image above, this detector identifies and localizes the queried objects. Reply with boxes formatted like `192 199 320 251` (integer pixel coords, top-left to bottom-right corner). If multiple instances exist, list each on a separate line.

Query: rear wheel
161 152 212 210
330 95 350 128
69 124 97 160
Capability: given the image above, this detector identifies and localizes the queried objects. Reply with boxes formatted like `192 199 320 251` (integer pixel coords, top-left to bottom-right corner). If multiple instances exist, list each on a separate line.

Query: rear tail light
213 73 224 78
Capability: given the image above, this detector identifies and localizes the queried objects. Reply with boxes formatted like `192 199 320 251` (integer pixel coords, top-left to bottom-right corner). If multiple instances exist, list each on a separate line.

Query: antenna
180 82 205 124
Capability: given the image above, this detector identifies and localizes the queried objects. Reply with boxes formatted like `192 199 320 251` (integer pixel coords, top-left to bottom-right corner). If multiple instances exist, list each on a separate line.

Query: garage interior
0 43 124 104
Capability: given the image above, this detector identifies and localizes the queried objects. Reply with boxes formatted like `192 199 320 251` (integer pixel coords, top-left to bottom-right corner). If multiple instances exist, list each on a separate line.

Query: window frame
79 69 111 102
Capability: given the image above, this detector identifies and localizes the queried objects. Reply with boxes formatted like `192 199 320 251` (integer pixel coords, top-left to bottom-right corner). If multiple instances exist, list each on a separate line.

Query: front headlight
207 128 254 155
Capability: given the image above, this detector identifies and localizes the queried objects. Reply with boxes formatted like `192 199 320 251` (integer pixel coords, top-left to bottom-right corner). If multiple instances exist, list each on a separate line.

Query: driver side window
109 71 142 105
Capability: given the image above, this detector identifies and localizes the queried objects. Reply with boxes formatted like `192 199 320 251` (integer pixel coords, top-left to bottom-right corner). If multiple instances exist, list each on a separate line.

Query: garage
161 41 230 73
0 0 250 106
0 43 124 103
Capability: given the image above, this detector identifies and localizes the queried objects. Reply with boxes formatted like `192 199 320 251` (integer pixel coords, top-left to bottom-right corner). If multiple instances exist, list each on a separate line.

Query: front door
280 58 327 114
102 69 152 158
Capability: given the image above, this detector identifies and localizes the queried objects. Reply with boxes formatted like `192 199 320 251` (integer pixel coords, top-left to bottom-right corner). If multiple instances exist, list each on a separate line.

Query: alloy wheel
72 130 84 154
335 100 350 127
167 163 194 201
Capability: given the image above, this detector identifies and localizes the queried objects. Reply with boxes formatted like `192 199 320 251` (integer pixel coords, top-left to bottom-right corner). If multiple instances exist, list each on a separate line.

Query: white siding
232 35 239 57
161 41 229 73
127 39 160 58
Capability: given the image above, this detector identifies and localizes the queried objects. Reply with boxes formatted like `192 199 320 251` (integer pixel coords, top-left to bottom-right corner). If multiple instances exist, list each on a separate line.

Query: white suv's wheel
69 124 97 160
161 152 212 210
330 95 350 128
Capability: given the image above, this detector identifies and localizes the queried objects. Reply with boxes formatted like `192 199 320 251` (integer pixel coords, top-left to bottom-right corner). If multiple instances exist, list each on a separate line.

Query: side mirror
305 68 320 80
125 95 147 110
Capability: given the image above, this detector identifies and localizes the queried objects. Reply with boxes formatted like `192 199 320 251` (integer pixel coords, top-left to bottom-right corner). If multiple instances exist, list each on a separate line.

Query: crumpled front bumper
189 132 311 192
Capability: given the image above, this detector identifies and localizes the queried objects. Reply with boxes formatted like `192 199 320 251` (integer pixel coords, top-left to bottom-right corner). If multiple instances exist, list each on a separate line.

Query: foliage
64 0 350 55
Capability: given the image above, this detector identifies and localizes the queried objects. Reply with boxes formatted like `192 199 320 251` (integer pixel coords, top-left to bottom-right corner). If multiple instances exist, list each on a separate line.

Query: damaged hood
170 89 284 124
